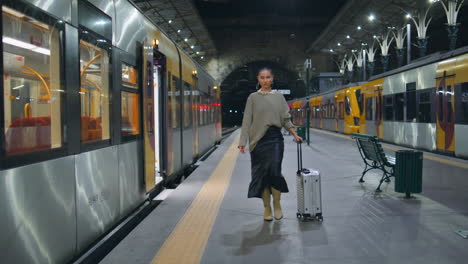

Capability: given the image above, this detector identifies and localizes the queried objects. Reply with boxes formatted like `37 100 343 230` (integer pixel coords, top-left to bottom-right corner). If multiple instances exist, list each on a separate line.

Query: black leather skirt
248 126 289 198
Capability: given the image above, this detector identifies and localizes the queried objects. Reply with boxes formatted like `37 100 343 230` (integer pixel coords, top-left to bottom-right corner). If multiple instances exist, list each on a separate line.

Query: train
0 0 221 263
290 46 468 159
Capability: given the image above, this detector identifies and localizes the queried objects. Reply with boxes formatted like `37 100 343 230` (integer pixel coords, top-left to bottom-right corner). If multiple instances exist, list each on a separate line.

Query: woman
238 67 303 221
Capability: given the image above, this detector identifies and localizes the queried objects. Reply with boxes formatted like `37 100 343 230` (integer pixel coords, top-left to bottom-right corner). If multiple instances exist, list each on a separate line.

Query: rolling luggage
296 141 323 221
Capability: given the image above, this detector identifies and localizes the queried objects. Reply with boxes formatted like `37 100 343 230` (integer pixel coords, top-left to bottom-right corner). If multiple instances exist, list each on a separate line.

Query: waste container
394 150 423 198
297 126 306 140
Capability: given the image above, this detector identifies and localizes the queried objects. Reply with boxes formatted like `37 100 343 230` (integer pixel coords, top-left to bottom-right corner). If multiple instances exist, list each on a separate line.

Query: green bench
351 133 395 192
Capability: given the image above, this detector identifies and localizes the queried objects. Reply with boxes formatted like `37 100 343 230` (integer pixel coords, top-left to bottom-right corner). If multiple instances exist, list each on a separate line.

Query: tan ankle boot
271 188 283 220
261 188 273 221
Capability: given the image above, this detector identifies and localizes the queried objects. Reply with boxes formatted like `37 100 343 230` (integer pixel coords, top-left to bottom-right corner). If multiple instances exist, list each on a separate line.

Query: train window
366 98 373 121
395 93 405 121
384 95 394 120
121 92 140 136
418 90 432 123
406 82 417 122
447 85 453 123
345 96 351 115
438 86 444 123
169 75 179 129
338 102 344 119
2 7 64 155
122 64 138 89
356 89 364 115
79 40 110 143
183 82 192 128
458 83 468 124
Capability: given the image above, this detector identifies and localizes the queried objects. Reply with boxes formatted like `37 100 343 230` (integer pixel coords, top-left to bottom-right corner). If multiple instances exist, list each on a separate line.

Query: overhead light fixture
168 20 172 24
177 29 181 33
12 84 24 90
190 45 194 49
368 14 375 21
201 56 204 59
357 26 362 30
184 38 188 42
346 35 350 39
3 37 50 55
196 51 199 54
337 42 341 46
406 14 411 19
329 49 334 52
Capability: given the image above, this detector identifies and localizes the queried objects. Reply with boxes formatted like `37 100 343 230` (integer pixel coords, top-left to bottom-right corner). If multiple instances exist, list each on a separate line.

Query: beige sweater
239 91 294 151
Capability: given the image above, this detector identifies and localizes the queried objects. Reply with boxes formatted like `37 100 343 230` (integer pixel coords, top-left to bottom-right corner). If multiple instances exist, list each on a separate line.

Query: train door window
2 6 64 155
406 82 417 122
345 96 351 115
183 82 192 128
356 89 363 114
121 63 140 137
447 85 453 123
366 97 373 120
79 39 110 143
339 102 344 119
418 90 432 123
438 85 444 123
394 93 405 121
170 75 180 129
384 95 394 120
457 83 468 124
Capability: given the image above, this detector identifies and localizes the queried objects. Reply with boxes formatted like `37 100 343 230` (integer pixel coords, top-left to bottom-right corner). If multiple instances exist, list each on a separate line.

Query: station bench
351 133 395 192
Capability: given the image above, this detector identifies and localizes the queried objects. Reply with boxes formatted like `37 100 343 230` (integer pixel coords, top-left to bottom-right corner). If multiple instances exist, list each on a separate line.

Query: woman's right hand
238 145 246 154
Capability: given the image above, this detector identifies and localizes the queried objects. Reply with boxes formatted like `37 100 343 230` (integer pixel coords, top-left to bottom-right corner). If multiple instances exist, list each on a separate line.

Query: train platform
99 129 468 264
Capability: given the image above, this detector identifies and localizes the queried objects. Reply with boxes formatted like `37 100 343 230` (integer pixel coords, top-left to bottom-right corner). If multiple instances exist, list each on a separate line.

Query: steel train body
0 0 221 263
290 47 468 159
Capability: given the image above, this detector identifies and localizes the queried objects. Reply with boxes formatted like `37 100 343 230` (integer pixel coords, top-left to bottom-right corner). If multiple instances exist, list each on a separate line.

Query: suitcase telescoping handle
296 140 303 173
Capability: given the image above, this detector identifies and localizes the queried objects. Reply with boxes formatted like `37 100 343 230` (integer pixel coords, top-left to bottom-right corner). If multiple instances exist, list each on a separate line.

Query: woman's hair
257 67 274 76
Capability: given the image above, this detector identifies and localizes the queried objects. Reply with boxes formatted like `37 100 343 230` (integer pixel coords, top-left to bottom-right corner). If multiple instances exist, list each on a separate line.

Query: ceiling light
3 37 50 55
357 26 362 30
196 51 199 54
184 38 188 42
337 42 341 46
346 35 350 39
177 29 181 33
406 14 411 19
329 49 334 52
201 56 204 59
168 20 172 24
368 14 375 21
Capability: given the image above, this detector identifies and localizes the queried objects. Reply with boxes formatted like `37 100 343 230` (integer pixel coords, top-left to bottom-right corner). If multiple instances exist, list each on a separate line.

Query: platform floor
100 129 468 264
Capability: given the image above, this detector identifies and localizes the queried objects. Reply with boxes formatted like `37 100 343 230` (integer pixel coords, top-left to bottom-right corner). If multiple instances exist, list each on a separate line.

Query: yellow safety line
151 135 240 264
310 128 468 169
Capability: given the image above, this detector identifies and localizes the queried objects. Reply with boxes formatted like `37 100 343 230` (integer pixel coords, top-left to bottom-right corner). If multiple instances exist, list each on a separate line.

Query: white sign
304 58 312 69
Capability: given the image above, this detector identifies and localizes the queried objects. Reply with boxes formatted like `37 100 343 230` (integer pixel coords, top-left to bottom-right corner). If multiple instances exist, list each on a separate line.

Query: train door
375 90 383 138
436 72 456 153
143 41 166 192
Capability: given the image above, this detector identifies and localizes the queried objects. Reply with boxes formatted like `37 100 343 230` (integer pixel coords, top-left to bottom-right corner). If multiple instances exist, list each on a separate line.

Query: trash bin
297 126 306 139
395 150 423 198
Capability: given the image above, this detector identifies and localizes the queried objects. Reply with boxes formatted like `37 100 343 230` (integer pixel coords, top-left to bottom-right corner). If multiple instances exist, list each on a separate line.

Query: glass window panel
407 91 416 122
3 7 63 155
122 63 138 89
418 91 432 123
438 86 444 123
460 84 468 123
447 85 453 123
384 95 393 121
345 96 351 115
395 93 405 121
183 82 192 128
121 92 140 136
366 98 373 121
79 40 110 142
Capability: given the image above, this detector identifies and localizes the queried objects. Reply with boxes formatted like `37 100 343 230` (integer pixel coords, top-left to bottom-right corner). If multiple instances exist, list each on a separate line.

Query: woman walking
238 67 303 221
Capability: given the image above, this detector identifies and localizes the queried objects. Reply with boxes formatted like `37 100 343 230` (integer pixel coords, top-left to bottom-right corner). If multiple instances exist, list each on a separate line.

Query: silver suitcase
296 141 323 222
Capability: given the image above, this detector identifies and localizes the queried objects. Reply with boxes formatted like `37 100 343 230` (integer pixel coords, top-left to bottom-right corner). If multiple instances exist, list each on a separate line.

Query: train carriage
0 1 221 263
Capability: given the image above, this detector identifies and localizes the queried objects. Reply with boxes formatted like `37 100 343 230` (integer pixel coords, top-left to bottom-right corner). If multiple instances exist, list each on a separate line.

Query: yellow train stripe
151 135 240 264
310 128 468 169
